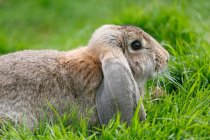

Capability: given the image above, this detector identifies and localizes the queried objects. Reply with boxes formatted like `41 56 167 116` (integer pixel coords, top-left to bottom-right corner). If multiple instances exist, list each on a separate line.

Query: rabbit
0 25 169 128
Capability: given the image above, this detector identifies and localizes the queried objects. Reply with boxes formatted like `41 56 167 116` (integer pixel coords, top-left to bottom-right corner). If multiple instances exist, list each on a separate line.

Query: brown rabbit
0 25 169 128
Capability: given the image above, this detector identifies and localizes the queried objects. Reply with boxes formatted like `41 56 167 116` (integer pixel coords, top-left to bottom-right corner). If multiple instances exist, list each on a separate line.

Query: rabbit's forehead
120 26 143 36
119 26 152 43
104 25 152 43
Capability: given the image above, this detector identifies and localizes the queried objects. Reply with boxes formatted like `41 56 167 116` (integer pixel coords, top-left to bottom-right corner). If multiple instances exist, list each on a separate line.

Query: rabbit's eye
131 40 142 50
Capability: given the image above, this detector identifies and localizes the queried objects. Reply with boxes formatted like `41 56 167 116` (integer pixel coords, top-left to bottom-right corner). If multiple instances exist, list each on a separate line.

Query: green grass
0 0 210 139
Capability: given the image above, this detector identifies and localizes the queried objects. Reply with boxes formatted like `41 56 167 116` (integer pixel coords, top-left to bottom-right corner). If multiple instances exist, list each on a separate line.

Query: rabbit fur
0 25 169 128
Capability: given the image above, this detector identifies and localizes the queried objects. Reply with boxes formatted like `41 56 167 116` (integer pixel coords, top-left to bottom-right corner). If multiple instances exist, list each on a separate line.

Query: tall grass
0 0 209 139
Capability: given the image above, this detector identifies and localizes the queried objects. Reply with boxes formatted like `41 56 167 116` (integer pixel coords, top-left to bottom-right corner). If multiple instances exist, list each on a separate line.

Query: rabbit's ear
96 48 140 125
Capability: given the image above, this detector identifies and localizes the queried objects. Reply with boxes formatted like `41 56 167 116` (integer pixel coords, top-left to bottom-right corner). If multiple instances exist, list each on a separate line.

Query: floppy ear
96 48 140 125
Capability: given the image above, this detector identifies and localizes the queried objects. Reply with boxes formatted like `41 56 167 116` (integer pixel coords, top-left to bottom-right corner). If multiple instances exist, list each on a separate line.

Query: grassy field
0 0 210 139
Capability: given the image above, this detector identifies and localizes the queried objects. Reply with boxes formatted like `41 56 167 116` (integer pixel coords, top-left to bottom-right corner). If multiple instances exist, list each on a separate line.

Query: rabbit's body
0 25 169 128
0 49 102 126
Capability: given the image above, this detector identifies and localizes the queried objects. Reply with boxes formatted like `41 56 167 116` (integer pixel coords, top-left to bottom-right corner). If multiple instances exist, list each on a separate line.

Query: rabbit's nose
164 50 169 63
166 57 169 63
158 44 169 63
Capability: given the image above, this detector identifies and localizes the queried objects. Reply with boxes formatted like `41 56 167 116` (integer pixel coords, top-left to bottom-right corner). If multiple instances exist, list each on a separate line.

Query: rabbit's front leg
139 103 146 121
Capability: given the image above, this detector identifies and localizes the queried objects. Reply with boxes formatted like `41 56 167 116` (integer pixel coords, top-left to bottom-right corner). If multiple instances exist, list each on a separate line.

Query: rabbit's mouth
154 62 167 74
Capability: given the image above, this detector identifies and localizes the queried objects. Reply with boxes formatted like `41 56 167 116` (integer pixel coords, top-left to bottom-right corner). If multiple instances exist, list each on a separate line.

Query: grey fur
0 24 169 128
96 54 139 124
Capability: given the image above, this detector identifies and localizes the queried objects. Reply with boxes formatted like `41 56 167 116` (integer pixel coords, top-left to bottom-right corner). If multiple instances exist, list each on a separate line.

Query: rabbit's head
89 25 169 82
88 25 169 125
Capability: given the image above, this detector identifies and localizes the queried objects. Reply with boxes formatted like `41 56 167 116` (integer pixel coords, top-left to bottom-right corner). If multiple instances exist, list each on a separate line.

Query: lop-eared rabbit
0 25 169 128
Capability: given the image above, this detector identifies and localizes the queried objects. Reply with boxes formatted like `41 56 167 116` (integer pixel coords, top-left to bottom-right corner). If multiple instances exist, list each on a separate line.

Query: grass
0 0 210 139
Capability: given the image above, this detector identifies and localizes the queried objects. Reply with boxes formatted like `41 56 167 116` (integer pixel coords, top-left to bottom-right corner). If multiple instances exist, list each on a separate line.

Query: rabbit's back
0 50 102 126
0 50 64 125
0 50 60 87
0 50 61 100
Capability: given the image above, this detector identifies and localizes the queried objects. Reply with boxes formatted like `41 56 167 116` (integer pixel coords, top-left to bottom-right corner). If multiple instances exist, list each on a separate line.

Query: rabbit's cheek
128 55 154 80
143 56 156 78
